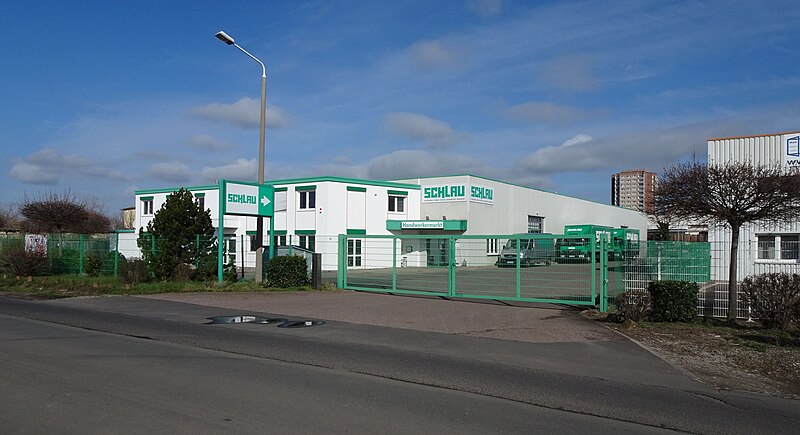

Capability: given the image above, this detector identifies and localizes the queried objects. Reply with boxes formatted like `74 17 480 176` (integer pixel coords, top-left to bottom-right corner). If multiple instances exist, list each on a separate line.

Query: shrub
84 253 104 277
0 241 47 276
50 248 81 274
740 273 800 330
119 258 151 285
266 255 309 288
614 290 651 322
224 258 238 283
648 280 698 322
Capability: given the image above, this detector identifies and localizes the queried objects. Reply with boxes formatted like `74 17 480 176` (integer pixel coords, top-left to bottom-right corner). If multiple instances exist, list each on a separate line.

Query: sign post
217 179 274 284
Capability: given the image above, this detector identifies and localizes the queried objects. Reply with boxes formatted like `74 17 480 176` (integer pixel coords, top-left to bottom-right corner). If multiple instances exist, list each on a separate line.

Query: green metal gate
337 234 610 311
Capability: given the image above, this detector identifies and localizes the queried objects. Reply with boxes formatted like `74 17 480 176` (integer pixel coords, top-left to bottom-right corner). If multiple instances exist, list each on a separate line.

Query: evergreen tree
137 188 216 280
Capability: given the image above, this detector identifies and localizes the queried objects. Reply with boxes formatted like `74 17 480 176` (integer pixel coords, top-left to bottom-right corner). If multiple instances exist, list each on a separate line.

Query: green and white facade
128 174 648 271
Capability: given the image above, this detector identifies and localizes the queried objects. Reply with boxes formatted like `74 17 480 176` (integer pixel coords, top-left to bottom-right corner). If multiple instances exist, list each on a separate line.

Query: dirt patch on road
584 312 800 399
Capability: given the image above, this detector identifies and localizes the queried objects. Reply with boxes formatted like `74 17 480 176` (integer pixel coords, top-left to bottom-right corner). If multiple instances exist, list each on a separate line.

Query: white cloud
385 112 466 149
200 158 257 182
365 149 487 180
189 134 235 151
467 0 503 17
9 148 126 185
192 97 288 129
147 162 193 183
9 162 59 185
409 40 462 70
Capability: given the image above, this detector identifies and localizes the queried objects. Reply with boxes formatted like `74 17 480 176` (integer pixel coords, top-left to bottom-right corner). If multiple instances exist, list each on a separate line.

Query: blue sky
2 0 800 214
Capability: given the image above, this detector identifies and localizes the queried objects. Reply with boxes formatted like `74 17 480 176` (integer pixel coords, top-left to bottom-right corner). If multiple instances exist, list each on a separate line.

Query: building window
196 195 205 210
528 216 544 233
757 235 775 260
347 239 362 267
142 198 154 215
299 235 315 252
780 235 799 260
299 190 316 210
225 237 237 263
275 191 287 211
388 195 405 212
486 238 499 255
273 235 287 247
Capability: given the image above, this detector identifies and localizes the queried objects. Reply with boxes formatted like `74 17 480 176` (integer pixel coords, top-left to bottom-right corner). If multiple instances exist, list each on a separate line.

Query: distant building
122 206 135 230
611 169 657 214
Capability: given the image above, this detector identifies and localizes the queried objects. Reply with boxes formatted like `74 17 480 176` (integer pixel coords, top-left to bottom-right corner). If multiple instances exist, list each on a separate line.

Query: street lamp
216 30 268 283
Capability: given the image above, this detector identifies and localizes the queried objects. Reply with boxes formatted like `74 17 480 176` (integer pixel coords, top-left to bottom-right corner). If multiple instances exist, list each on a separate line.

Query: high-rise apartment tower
611 170 657 214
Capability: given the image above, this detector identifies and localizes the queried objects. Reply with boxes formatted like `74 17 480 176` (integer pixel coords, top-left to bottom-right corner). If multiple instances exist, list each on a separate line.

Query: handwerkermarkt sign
222 180 274 217
401 221 445 229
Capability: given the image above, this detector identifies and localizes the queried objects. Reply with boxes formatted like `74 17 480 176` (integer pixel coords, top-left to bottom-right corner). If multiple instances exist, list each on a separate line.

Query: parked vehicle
609 227 640 260
557 225 612 262
496 234 555 267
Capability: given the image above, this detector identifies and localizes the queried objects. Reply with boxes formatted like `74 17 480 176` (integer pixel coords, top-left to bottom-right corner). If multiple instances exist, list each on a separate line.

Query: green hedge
266 256 309 288
647 280 698 322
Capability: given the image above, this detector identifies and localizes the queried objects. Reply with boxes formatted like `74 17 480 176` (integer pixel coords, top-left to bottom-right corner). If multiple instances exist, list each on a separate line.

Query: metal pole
255 73 266 283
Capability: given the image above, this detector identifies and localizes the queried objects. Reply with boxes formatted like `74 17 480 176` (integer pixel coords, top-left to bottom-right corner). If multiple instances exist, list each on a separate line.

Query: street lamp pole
215 30 268 283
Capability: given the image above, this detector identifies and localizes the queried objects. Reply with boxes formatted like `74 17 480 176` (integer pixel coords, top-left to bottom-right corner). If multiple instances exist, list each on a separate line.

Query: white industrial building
126 174 648 271
708 131 800 282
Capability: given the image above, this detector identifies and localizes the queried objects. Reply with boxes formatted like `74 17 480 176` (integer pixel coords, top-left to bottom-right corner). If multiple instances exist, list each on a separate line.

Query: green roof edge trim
270 176 420 190
135 185 219 195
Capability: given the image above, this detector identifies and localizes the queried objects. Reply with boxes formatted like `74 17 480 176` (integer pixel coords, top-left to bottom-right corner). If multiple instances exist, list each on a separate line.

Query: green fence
0 233 123 276
337 234 611 310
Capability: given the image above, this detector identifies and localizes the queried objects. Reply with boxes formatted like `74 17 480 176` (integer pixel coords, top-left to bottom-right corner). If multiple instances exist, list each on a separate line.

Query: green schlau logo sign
422 184 494 205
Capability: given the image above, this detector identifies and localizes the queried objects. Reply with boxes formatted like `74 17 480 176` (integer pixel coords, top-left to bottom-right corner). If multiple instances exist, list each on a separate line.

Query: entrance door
426 238 449 267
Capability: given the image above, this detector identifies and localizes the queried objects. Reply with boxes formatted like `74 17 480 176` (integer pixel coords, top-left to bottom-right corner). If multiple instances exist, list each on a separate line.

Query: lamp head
215 31 235 45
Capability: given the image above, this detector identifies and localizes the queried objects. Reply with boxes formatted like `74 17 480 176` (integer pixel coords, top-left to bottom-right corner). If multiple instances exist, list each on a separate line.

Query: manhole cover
206 316 287 325
277 320 326 328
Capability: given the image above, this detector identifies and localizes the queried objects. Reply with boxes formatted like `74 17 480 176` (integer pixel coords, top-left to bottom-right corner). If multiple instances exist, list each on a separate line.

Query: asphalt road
1 294 798 434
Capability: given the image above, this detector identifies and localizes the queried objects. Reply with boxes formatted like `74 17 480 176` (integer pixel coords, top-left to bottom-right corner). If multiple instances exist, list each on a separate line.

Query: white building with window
129 174 647 271
707 131 800 281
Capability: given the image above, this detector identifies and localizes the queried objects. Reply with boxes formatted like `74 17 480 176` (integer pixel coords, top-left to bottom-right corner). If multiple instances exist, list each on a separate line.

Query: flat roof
134 176 420 196
708 131 800 141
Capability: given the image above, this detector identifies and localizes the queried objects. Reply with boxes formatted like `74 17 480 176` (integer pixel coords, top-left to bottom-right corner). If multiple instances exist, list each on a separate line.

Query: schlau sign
222 180 274 217
422 184 494 205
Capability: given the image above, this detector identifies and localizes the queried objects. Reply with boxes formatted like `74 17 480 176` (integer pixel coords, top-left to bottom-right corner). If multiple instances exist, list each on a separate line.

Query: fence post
392 236 397 291
113 232 119 277
600 237 609 312
515 236 521 299
195 234 200 270
337 234 346 289
240 234 244 282
78 234 84 275
448 237 456 298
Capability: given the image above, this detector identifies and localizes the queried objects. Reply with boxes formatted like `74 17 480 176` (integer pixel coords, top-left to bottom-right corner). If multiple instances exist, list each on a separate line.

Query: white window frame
347 239 363 267
299 235 315 252
142 199 154 215
486 238 499 256
388 195 406 213
299 190 316 210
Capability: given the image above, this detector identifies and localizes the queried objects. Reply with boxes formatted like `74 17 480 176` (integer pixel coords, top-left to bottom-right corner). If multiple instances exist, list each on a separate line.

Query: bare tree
19 191 111 234
656 161 800 322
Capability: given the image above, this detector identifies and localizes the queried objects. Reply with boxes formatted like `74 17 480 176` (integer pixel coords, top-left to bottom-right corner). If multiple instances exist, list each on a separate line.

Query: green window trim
246 230 257 235
295 185 316 191
388 190 408 196
347 186 367 192
273 230 288 235
347 229 367 235
274 187 288 192
295 229 316 235
140 196 154 201
194 193 205 197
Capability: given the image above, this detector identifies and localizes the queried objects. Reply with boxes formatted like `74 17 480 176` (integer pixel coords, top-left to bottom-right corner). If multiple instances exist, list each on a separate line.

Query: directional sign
222 180 274 217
